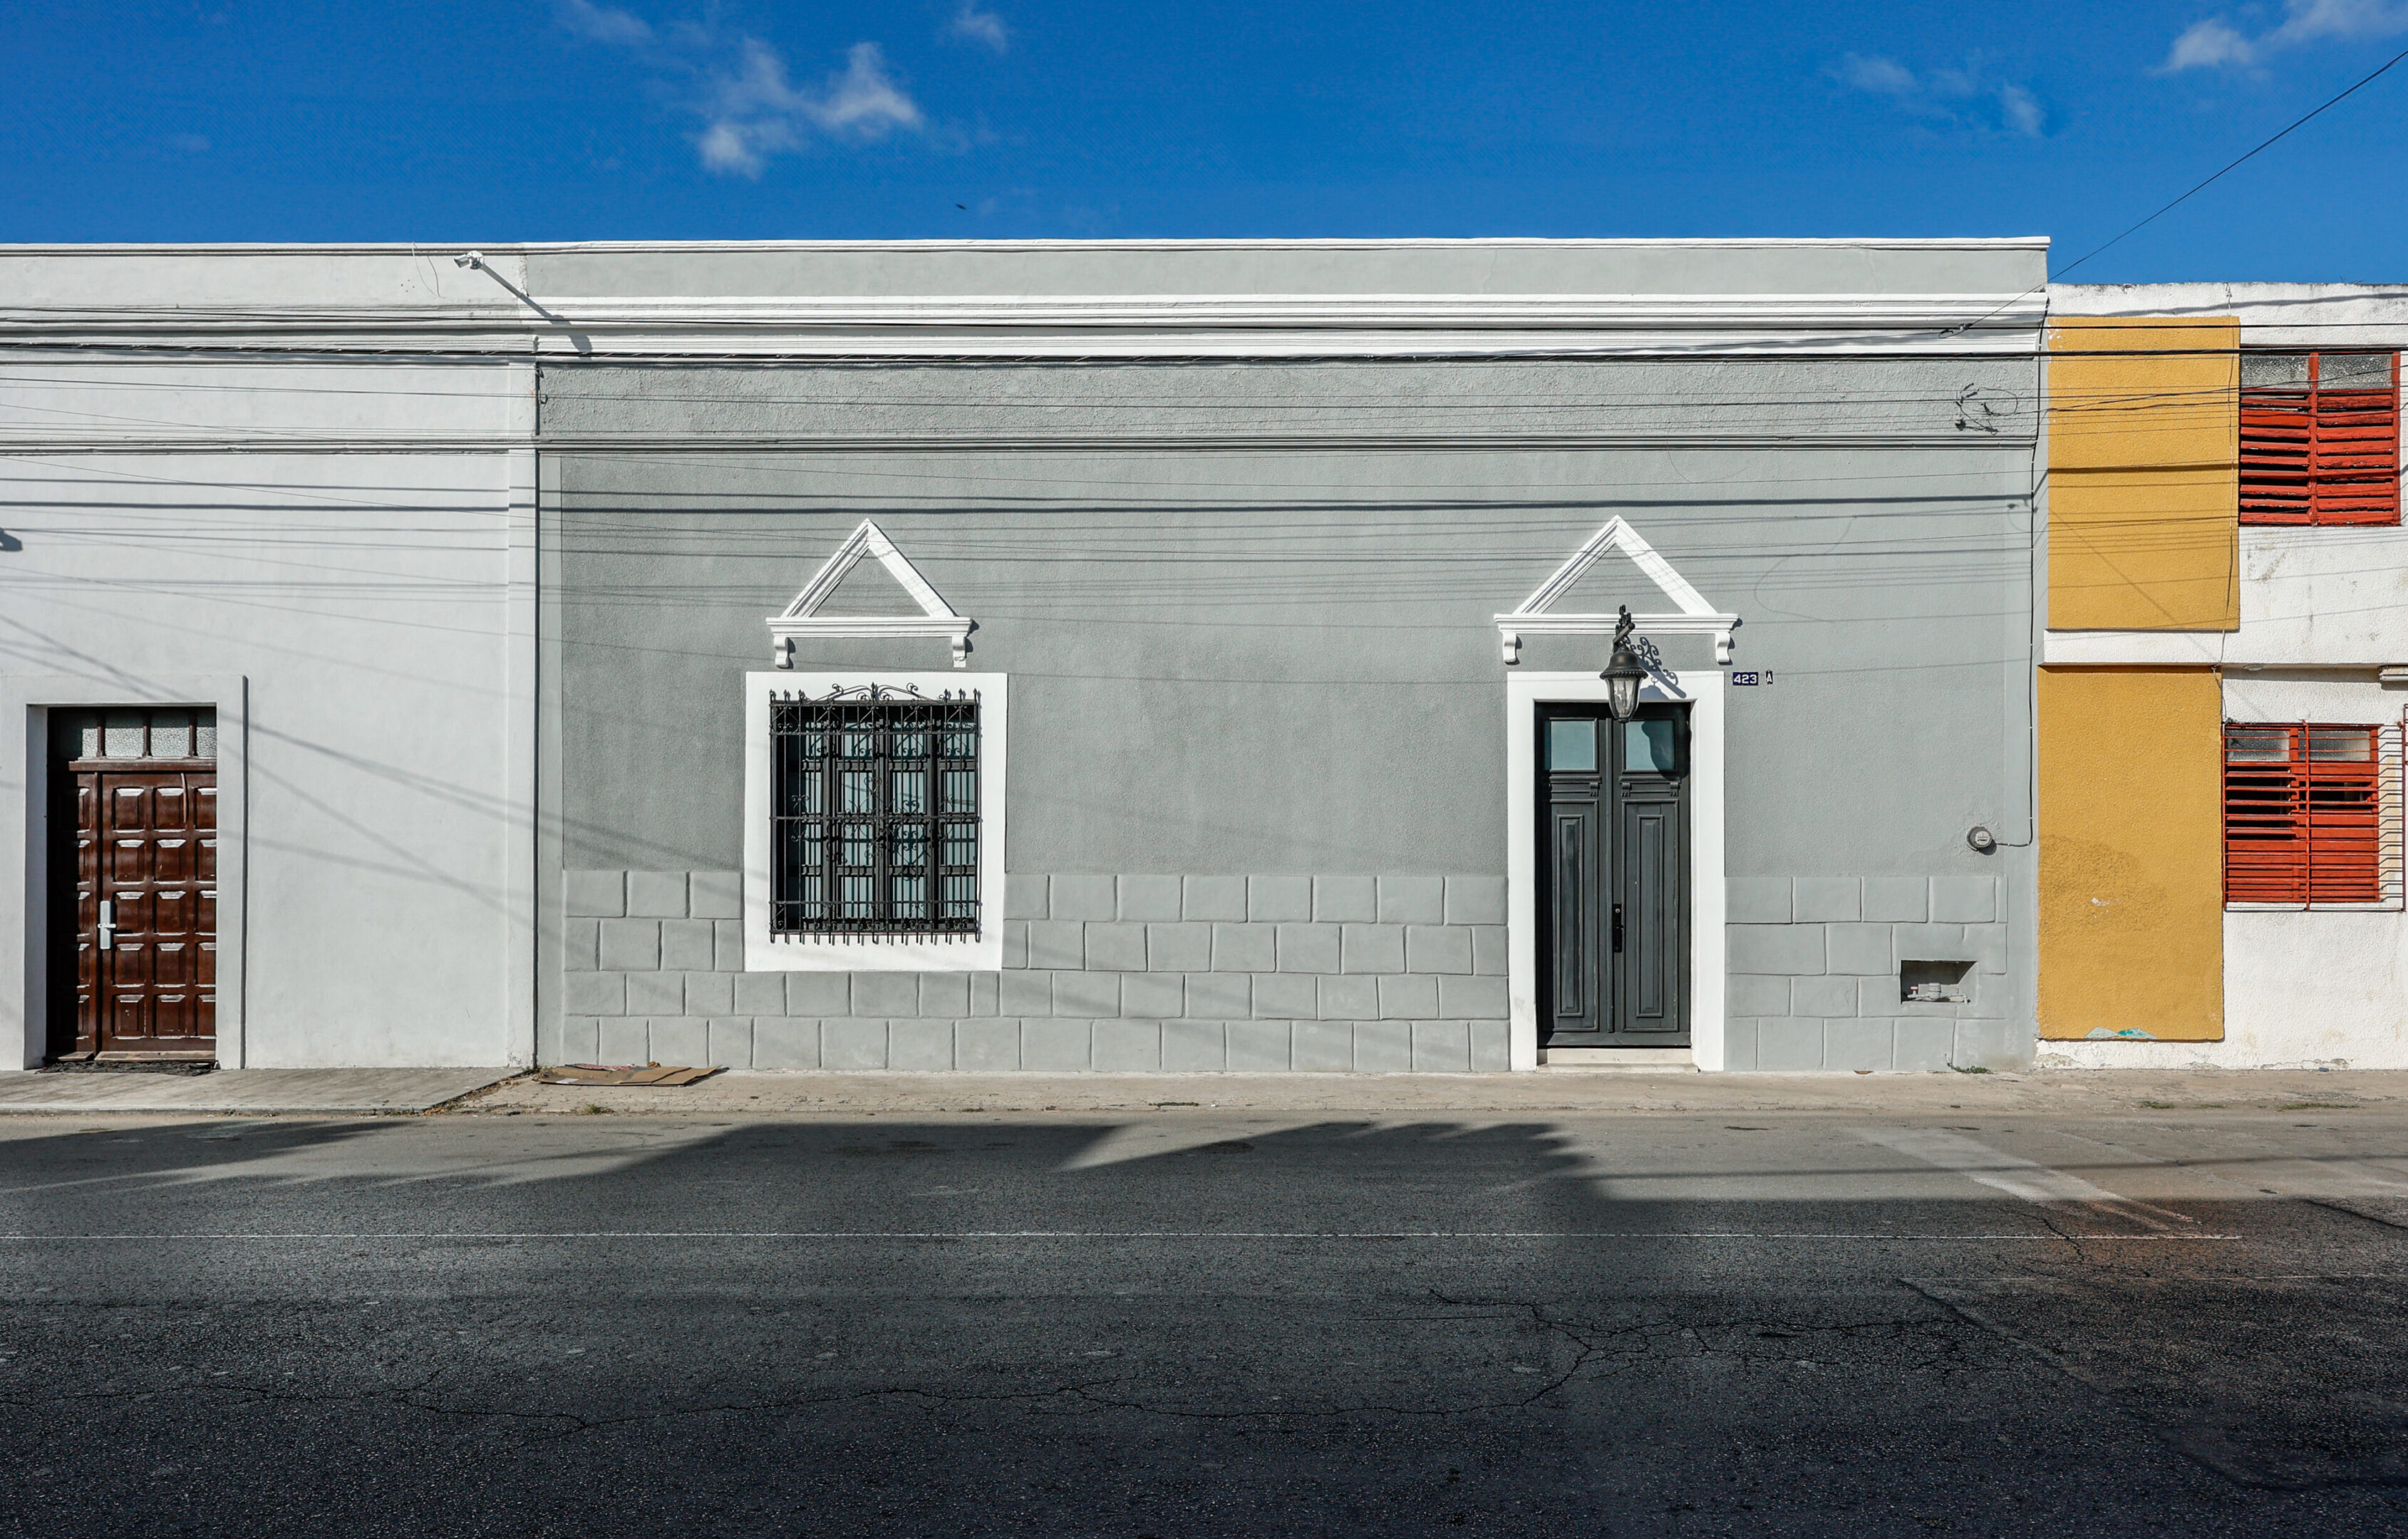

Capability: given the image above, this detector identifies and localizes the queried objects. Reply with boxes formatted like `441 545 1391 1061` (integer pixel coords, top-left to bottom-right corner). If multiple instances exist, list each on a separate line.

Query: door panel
1618 794 1687 1036
108 836 150 884
1539 712 1611 1045
1549 803 1603 1038
155 837 195 883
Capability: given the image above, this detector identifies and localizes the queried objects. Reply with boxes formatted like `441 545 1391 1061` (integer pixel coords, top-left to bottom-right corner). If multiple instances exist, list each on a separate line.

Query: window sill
2226 901 2405 913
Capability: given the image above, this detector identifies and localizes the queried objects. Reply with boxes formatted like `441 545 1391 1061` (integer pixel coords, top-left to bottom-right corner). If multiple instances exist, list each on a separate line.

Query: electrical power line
2052 40 2408 283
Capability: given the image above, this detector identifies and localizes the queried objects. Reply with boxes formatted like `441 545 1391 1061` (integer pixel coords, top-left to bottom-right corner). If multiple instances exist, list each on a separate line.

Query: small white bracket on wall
1494 516 1739 666
768 519 974 668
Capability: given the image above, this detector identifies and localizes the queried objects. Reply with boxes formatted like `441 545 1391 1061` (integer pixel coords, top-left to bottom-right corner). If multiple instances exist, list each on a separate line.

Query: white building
0 245 535 1069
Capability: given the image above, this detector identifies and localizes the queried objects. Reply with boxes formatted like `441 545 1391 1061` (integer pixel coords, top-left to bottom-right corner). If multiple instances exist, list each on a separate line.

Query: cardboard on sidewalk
537 1063 723 1087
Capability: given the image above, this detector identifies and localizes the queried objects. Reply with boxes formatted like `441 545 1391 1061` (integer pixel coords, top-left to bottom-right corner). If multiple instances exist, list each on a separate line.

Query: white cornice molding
0 236 2053 255
0 428 2037 454
0 291 2049 359
502 291 2050 329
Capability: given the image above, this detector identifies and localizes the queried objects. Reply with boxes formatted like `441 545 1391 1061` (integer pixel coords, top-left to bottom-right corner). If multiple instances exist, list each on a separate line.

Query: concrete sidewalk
0 1067 512 1115
454 1067 2407 1118
0 1064 2394 1119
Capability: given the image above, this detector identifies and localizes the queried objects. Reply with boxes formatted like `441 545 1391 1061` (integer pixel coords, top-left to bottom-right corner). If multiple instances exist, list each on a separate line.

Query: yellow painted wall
2047 317 2239 631
2037 667 2224 1040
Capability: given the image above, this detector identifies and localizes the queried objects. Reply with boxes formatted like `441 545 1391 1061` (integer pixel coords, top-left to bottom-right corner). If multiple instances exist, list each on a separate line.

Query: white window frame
1504 670 1726 1071
743 670 1008 972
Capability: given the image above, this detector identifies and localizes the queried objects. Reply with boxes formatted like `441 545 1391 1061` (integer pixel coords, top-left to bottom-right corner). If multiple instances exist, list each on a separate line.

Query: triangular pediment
1494 517 1740 664
768 520 973 667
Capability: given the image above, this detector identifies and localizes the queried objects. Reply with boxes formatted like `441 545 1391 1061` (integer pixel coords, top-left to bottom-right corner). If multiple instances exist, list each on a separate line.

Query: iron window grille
770 685 980 938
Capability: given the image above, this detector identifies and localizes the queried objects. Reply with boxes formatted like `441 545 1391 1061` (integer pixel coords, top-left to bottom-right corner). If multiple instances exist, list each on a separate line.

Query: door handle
97 899 115 952
1612 902 1624 953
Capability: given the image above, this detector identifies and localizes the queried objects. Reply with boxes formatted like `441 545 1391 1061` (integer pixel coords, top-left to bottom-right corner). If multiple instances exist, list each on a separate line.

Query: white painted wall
0 449 526 1067
0 271 529 1064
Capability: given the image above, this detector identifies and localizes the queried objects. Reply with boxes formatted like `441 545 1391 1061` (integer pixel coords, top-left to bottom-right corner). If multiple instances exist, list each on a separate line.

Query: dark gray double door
1536 703 1690 1048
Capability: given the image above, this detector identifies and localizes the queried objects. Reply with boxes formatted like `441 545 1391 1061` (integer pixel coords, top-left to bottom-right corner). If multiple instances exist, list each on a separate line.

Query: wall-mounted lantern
1599 605 1648 722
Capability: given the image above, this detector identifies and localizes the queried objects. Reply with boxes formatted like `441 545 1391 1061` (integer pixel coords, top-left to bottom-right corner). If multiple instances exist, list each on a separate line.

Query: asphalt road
5 1107 2408 1537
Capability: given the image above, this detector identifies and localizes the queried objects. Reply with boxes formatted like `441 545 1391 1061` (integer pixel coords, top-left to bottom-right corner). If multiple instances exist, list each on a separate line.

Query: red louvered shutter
2224 723 2384 904
2306 725 2382 902
2225 725 2305 901
2241 353 2401 527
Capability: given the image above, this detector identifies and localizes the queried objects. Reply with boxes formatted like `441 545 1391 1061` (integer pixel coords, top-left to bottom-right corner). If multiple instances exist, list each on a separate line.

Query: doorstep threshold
1539 1047 1698 1072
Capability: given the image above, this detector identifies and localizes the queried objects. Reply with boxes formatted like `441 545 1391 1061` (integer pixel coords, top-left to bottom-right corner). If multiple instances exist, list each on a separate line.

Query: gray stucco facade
0 237 2045 1073
528 238 2047 1072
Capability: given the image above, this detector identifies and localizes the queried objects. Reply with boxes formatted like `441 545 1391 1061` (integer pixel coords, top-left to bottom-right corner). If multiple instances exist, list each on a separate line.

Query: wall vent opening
1901 959 1973 1005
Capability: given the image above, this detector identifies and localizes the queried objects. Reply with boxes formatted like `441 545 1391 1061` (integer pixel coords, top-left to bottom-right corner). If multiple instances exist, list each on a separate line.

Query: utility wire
2052 40 2408 282
1943 41 2408 338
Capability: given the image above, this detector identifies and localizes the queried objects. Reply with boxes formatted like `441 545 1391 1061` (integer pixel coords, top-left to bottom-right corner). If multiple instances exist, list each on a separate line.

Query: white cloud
547 4 927 176
949 3 1009 52
2274 0 2408 43
1833 53 2047 136
1998 83 2045 135
2164 17 2256 68
555 0 653 46
698 40 923 176
1837 53 1917 93
809 41 924 133
2162 1 2408 70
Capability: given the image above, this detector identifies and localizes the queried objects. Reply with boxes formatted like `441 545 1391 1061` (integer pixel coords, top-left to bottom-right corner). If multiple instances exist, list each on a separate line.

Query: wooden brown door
68 767 217 1057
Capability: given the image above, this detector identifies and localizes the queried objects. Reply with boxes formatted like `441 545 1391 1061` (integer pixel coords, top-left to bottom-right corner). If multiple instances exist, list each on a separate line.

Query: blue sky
5 1 2407 280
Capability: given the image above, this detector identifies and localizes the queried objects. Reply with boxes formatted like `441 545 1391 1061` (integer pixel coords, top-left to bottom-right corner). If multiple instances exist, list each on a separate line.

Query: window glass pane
839 824 874 867
103 709 145 758
148 712 192 758
2320 352 2394 390
941 770 976 814
783 769 822 816
889 874 926 919
941 822 976 866
2243 353 2312 389
941 873 976 918
939 729 976 759
2225 726 2293 763
2310 727 2375 762
891 770 926 814
839 874 874 918
1546 718 1596 772
841 730 875 759
839 770 875 814
892 824 928 867
1624 717 1678 774
893 730 928 760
